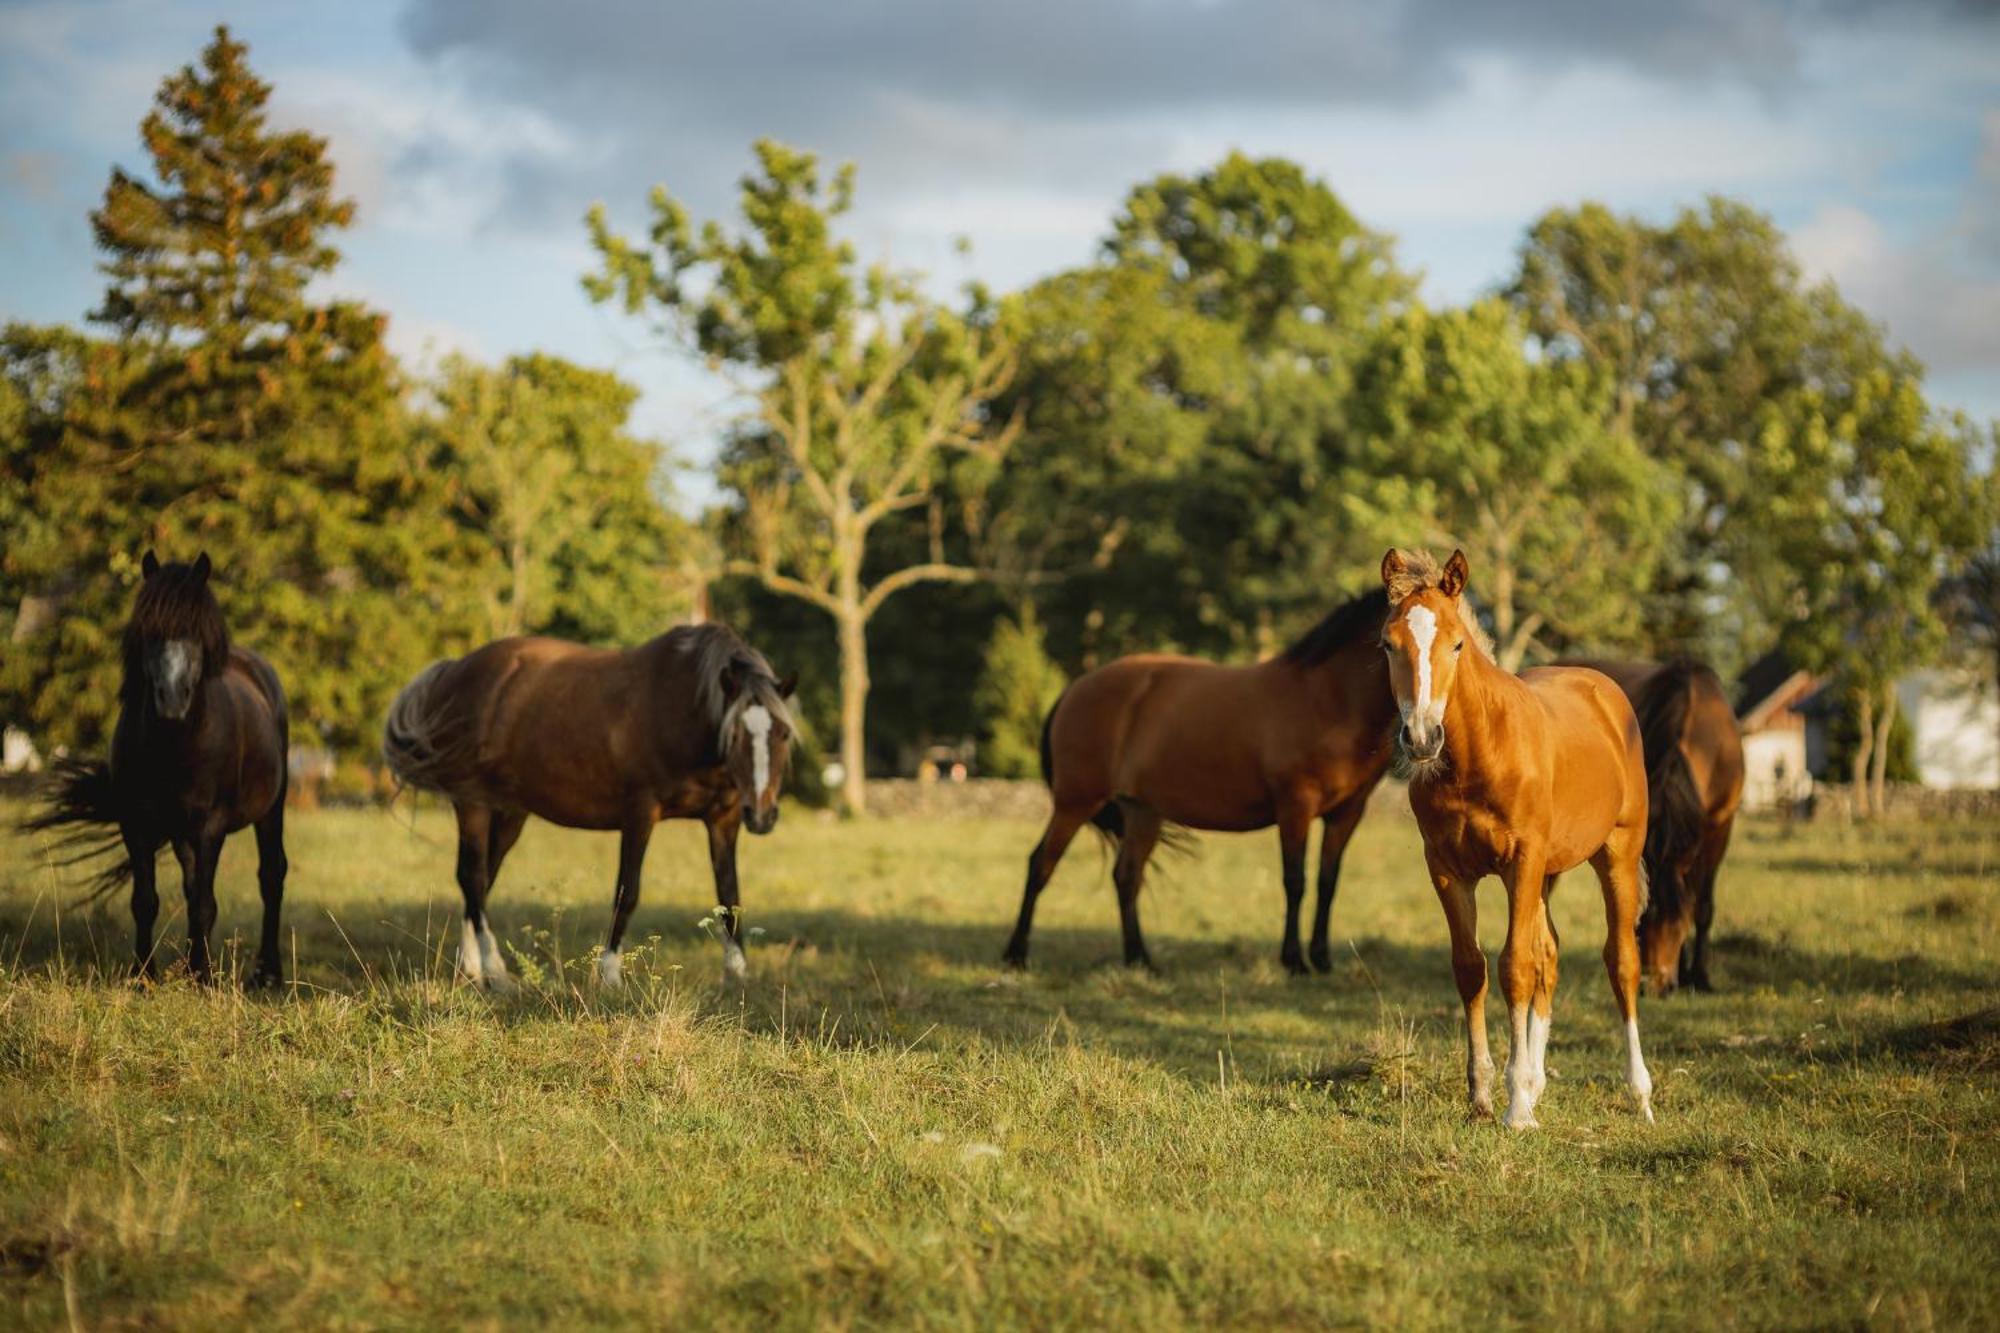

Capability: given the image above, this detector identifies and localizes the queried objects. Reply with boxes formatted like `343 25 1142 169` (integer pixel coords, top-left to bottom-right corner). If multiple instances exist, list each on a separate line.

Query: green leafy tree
2 28 462 752
1748 367 1992 812
1507 198 1857 659
973 605 1066 779
1345 300 1674 669
421 353 692 644
586 140 1021 814
994 156 1413 665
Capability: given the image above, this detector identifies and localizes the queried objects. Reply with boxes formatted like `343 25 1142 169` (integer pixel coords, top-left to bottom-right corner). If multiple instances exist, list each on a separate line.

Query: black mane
122 562 230 695
1280 588 1391 667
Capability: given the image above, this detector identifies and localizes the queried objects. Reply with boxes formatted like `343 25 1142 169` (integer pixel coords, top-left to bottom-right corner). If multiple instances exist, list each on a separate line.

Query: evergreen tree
973 605 1066 779
3 27 466 752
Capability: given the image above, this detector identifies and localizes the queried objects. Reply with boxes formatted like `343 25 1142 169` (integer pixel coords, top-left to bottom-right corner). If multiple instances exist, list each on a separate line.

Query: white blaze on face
1402 605 1446 728
742 703 773 798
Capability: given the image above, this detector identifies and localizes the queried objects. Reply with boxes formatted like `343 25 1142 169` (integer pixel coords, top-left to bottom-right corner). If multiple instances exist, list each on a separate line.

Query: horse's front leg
1276 806 1314 976
705 808 748 983
1432 864 1493 1118
179 832 223 985
597 812 655 990
250 800 288 990
124 827 163 982
1498 849 1554 1129
1309 796 1369 974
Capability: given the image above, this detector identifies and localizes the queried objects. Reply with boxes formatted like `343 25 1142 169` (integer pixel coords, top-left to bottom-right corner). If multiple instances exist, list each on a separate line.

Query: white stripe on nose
1406 606 1437 720
742 704 772 797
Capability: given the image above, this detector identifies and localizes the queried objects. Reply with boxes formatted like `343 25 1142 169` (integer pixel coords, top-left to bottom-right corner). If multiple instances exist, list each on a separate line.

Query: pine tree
4 27 469 752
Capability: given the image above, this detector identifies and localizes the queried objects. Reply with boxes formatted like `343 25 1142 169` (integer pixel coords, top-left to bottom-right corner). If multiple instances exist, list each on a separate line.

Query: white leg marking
1503 1003 1538 1129
1525 1008 1551 1106
721 935 748 983
459 918 484 983
598 946 623 989
476 922 516 993
1625 1017 1654 1123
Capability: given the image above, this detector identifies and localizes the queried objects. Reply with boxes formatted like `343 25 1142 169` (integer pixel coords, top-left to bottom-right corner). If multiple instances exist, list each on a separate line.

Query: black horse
26 552 291 985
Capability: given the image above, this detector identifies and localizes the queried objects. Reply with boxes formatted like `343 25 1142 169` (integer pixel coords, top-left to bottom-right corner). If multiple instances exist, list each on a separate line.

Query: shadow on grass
4 890 1996 1092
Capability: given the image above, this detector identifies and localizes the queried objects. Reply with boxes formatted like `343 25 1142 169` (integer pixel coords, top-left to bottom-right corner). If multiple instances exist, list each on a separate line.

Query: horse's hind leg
1002 806 1090 969
1592 838 1654 1122
249 800 289 989
452 803 513 991
1112 803 1164 970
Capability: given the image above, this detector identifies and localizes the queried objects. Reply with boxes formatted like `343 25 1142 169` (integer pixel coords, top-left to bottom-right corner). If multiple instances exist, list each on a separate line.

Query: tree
1748 368 1991 813
3 28 463 752
973 605 1066 779
585 141 1021 813
1344 300 1674 670
1507 198 1847 660
421 353 692 645
991 156 1414 667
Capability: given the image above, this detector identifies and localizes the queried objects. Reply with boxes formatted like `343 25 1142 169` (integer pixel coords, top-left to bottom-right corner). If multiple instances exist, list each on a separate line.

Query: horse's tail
1038 687 1194 856
20 755 132 903
382 659 468 797
1634 659 1712 922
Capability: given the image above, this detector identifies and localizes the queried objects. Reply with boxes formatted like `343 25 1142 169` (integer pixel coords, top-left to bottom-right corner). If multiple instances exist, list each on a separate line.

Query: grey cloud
394 0 1999 246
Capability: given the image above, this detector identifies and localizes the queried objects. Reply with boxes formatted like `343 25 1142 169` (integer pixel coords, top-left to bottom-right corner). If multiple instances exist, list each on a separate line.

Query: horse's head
1378 547 1473 774
127 550 227 721
1637 900 1692 996
719 666 799 835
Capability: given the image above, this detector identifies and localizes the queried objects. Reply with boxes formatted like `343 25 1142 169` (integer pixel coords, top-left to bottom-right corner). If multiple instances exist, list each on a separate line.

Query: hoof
245 968 284 993
481 971 520 995
1501 1104 1539 1131
1468 1097 1495 1122
1308 949 1333 975
1001 948 1029 971
1281 952 1310 978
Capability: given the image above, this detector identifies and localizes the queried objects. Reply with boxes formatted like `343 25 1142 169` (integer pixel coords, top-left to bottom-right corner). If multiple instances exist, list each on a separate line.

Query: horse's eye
1453 643 1464 655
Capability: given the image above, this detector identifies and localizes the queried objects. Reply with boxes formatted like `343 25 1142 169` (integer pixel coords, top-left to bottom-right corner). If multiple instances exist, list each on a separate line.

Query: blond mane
1384 548 1497 661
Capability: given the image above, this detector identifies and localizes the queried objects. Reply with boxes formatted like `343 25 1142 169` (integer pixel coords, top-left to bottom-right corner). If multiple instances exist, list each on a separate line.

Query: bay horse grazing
25 551 290 986
1380 549 1652 1128
1004 589 1395 974
1563 659 1745 994
382 623 797 989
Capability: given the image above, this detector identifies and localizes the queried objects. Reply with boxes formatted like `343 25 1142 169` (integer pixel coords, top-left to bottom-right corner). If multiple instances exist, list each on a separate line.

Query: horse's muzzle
1400 722 1444 765
743 804 779 836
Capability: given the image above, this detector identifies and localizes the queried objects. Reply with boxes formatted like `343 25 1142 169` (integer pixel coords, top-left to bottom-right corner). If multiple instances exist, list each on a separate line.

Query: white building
1898 668 2000 789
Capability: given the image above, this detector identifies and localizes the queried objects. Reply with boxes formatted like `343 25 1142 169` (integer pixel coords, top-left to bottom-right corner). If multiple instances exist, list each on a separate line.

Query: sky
3 0 1997 493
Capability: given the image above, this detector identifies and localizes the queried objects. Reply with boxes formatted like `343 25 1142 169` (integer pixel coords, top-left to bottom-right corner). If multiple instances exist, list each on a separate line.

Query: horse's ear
718 662 742 700
141 550 160 579
1379 548 1407 589
1441 549 1469 599
776 670 798 699
193 551 212 582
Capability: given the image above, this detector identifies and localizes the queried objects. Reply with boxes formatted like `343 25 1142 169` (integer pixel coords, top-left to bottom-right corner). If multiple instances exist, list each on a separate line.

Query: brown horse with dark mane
26 552 291 986
1380 548 1652 1128
383 623 797 989
1003 588 1395 974
1563 658 1745 994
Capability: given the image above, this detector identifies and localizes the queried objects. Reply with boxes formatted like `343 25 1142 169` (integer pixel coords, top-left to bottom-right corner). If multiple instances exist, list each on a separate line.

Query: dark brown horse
1564 659 1745 994
383 623 796 989
26 552 291 985
1003 589 1395 974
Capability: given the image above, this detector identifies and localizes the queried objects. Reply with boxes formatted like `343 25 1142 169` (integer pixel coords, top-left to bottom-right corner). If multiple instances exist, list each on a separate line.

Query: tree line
4 29 1995 815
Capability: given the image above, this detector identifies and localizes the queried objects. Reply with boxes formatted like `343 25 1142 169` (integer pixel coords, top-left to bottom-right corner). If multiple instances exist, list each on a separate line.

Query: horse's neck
1293 646 1394 727
1440 648 1515 783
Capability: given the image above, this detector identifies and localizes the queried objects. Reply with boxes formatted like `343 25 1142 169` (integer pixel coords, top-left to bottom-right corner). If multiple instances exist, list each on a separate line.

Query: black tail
1634 659 1712 922
20 756 132 903
1038 688 1193 854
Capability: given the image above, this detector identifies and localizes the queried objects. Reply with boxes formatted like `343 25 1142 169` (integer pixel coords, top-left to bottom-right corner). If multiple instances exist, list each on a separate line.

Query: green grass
2 794 1996 1330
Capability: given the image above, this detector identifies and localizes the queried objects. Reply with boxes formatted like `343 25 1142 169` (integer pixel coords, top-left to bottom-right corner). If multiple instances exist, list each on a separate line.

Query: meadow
1 793 1995 1330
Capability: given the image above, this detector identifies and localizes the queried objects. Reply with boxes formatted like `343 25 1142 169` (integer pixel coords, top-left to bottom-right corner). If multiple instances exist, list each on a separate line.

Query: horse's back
1518 664 1647 856
1681 666 1746 823
1047 654 1294 829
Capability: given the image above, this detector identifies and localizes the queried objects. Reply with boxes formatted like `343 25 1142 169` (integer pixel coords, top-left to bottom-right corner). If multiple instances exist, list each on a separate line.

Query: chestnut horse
26 552 290 986
1003 589 1395 974
1564 659 1745 994
1380 549 1652 1128
383 623 796 989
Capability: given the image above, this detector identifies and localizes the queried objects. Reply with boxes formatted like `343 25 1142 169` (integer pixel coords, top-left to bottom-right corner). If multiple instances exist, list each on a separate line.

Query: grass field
1 793 1996 1330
